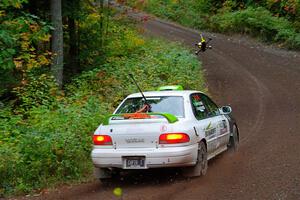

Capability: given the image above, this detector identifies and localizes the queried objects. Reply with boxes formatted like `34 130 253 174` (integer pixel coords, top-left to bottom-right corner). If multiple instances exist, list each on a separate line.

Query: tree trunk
68 17 79 74
106 0 110 36
51 0 64 88
99 0 104 49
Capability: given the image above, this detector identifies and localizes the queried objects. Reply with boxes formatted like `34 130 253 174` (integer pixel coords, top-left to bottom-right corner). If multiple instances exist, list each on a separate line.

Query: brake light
159 133 190 144
93 135 112 145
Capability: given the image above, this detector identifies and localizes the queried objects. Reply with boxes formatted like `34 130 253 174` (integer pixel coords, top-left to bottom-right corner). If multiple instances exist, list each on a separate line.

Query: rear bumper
91 144 198 169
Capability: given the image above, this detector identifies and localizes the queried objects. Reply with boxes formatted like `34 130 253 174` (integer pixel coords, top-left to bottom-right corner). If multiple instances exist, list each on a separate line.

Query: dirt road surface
13 9 300 200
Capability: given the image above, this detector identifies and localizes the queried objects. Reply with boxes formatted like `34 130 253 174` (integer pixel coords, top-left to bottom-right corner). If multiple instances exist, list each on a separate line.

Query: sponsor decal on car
205 128 216 139
205 122 212 130
205 122 216 139
219 120 228 135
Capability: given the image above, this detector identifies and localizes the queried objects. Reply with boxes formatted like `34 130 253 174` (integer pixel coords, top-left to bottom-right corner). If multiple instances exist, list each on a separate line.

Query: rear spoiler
102 112 179 125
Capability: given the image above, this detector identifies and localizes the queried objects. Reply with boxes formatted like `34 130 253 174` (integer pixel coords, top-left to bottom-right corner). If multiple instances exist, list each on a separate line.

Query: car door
190 93 219 157
201 94 230 151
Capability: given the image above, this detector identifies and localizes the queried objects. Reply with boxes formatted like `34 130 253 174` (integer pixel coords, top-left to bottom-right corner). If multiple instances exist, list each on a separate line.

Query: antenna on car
128 74 151 111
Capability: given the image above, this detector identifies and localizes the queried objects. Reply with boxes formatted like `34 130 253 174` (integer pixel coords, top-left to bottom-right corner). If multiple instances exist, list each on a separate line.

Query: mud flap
94 167 112 179
182 165 201 177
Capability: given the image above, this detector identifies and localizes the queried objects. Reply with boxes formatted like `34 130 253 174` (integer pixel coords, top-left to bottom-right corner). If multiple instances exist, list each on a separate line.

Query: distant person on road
195 34 211 55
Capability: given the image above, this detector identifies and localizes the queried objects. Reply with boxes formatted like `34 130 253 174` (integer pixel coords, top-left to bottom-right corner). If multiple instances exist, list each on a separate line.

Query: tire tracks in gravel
210 48 268 143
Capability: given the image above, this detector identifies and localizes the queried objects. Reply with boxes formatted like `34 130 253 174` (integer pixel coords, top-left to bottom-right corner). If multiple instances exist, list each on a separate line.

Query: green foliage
13 74 61 113
67 38 205 108
210 7 300 49
0 0 28 9
264 0 300 21
78 12 106 66
128 0 212 29
0 3 52 97
126 0 300 49
0 13 52 69
78 11 145 67
75 1 119 70
0 99 108 195
105 23 145 57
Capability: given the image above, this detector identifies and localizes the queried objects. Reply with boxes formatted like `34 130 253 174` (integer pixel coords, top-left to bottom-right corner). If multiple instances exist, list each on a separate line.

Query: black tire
229 125 239 151
197 141 208 176
182 141 208 177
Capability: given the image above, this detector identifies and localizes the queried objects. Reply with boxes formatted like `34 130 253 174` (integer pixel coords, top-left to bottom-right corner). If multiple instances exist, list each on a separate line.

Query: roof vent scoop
157 85 184 91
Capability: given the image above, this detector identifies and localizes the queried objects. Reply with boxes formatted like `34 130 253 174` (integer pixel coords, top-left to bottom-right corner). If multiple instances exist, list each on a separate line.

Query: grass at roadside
126 0 300 50
0 22 206 196
210 7 300 49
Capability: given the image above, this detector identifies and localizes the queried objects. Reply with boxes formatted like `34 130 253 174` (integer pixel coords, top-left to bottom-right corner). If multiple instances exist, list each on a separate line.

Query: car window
200 94 220 117
190 93 209 120
115 96 185 117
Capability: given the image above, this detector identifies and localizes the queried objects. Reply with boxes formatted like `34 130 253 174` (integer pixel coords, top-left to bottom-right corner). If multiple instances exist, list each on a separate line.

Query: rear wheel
229 125 239 151
183 141 208 177
197 141 208 175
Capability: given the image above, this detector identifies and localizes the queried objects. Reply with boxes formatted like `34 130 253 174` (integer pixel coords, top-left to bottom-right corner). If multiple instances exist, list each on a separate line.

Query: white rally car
91 86 239 181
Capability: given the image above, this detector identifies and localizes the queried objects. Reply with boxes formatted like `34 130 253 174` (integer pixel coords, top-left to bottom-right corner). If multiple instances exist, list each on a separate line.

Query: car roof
127 90 204 98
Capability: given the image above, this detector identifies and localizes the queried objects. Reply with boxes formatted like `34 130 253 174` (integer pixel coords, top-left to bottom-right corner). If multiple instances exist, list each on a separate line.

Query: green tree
0 0 52 98
50 0 64 88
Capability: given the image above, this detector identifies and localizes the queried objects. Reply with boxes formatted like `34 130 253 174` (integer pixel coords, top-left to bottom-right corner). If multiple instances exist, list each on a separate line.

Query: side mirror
220 106 232 115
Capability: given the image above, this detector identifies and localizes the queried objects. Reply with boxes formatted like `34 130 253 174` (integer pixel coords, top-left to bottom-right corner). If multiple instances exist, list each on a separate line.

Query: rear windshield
115 96 184 117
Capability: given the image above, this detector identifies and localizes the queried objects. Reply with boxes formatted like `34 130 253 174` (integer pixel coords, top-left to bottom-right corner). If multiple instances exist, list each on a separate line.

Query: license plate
125 157 145 168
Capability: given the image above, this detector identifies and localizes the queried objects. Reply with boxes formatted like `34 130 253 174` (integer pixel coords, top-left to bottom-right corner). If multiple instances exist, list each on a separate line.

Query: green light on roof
157 85 184 91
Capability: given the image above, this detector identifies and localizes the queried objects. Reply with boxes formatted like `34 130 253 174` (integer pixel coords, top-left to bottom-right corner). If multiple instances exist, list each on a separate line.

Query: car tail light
159 133 190 144
93 135 112 145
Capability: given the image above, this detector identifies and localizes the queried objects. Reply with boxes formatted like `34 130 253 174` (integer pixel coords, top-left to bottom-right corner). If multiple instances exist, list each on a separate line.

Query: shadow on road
100 152 228 190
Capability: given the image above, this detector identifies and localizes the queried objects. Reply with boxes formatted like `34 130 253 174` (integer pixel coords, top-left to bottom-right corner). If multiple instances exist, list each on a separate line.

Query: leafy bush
0 1 52 97
67 38 206 108
0 99 109 195
210 7 300 49
125 0 300 49
13 74 61 113
127 0 211 29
